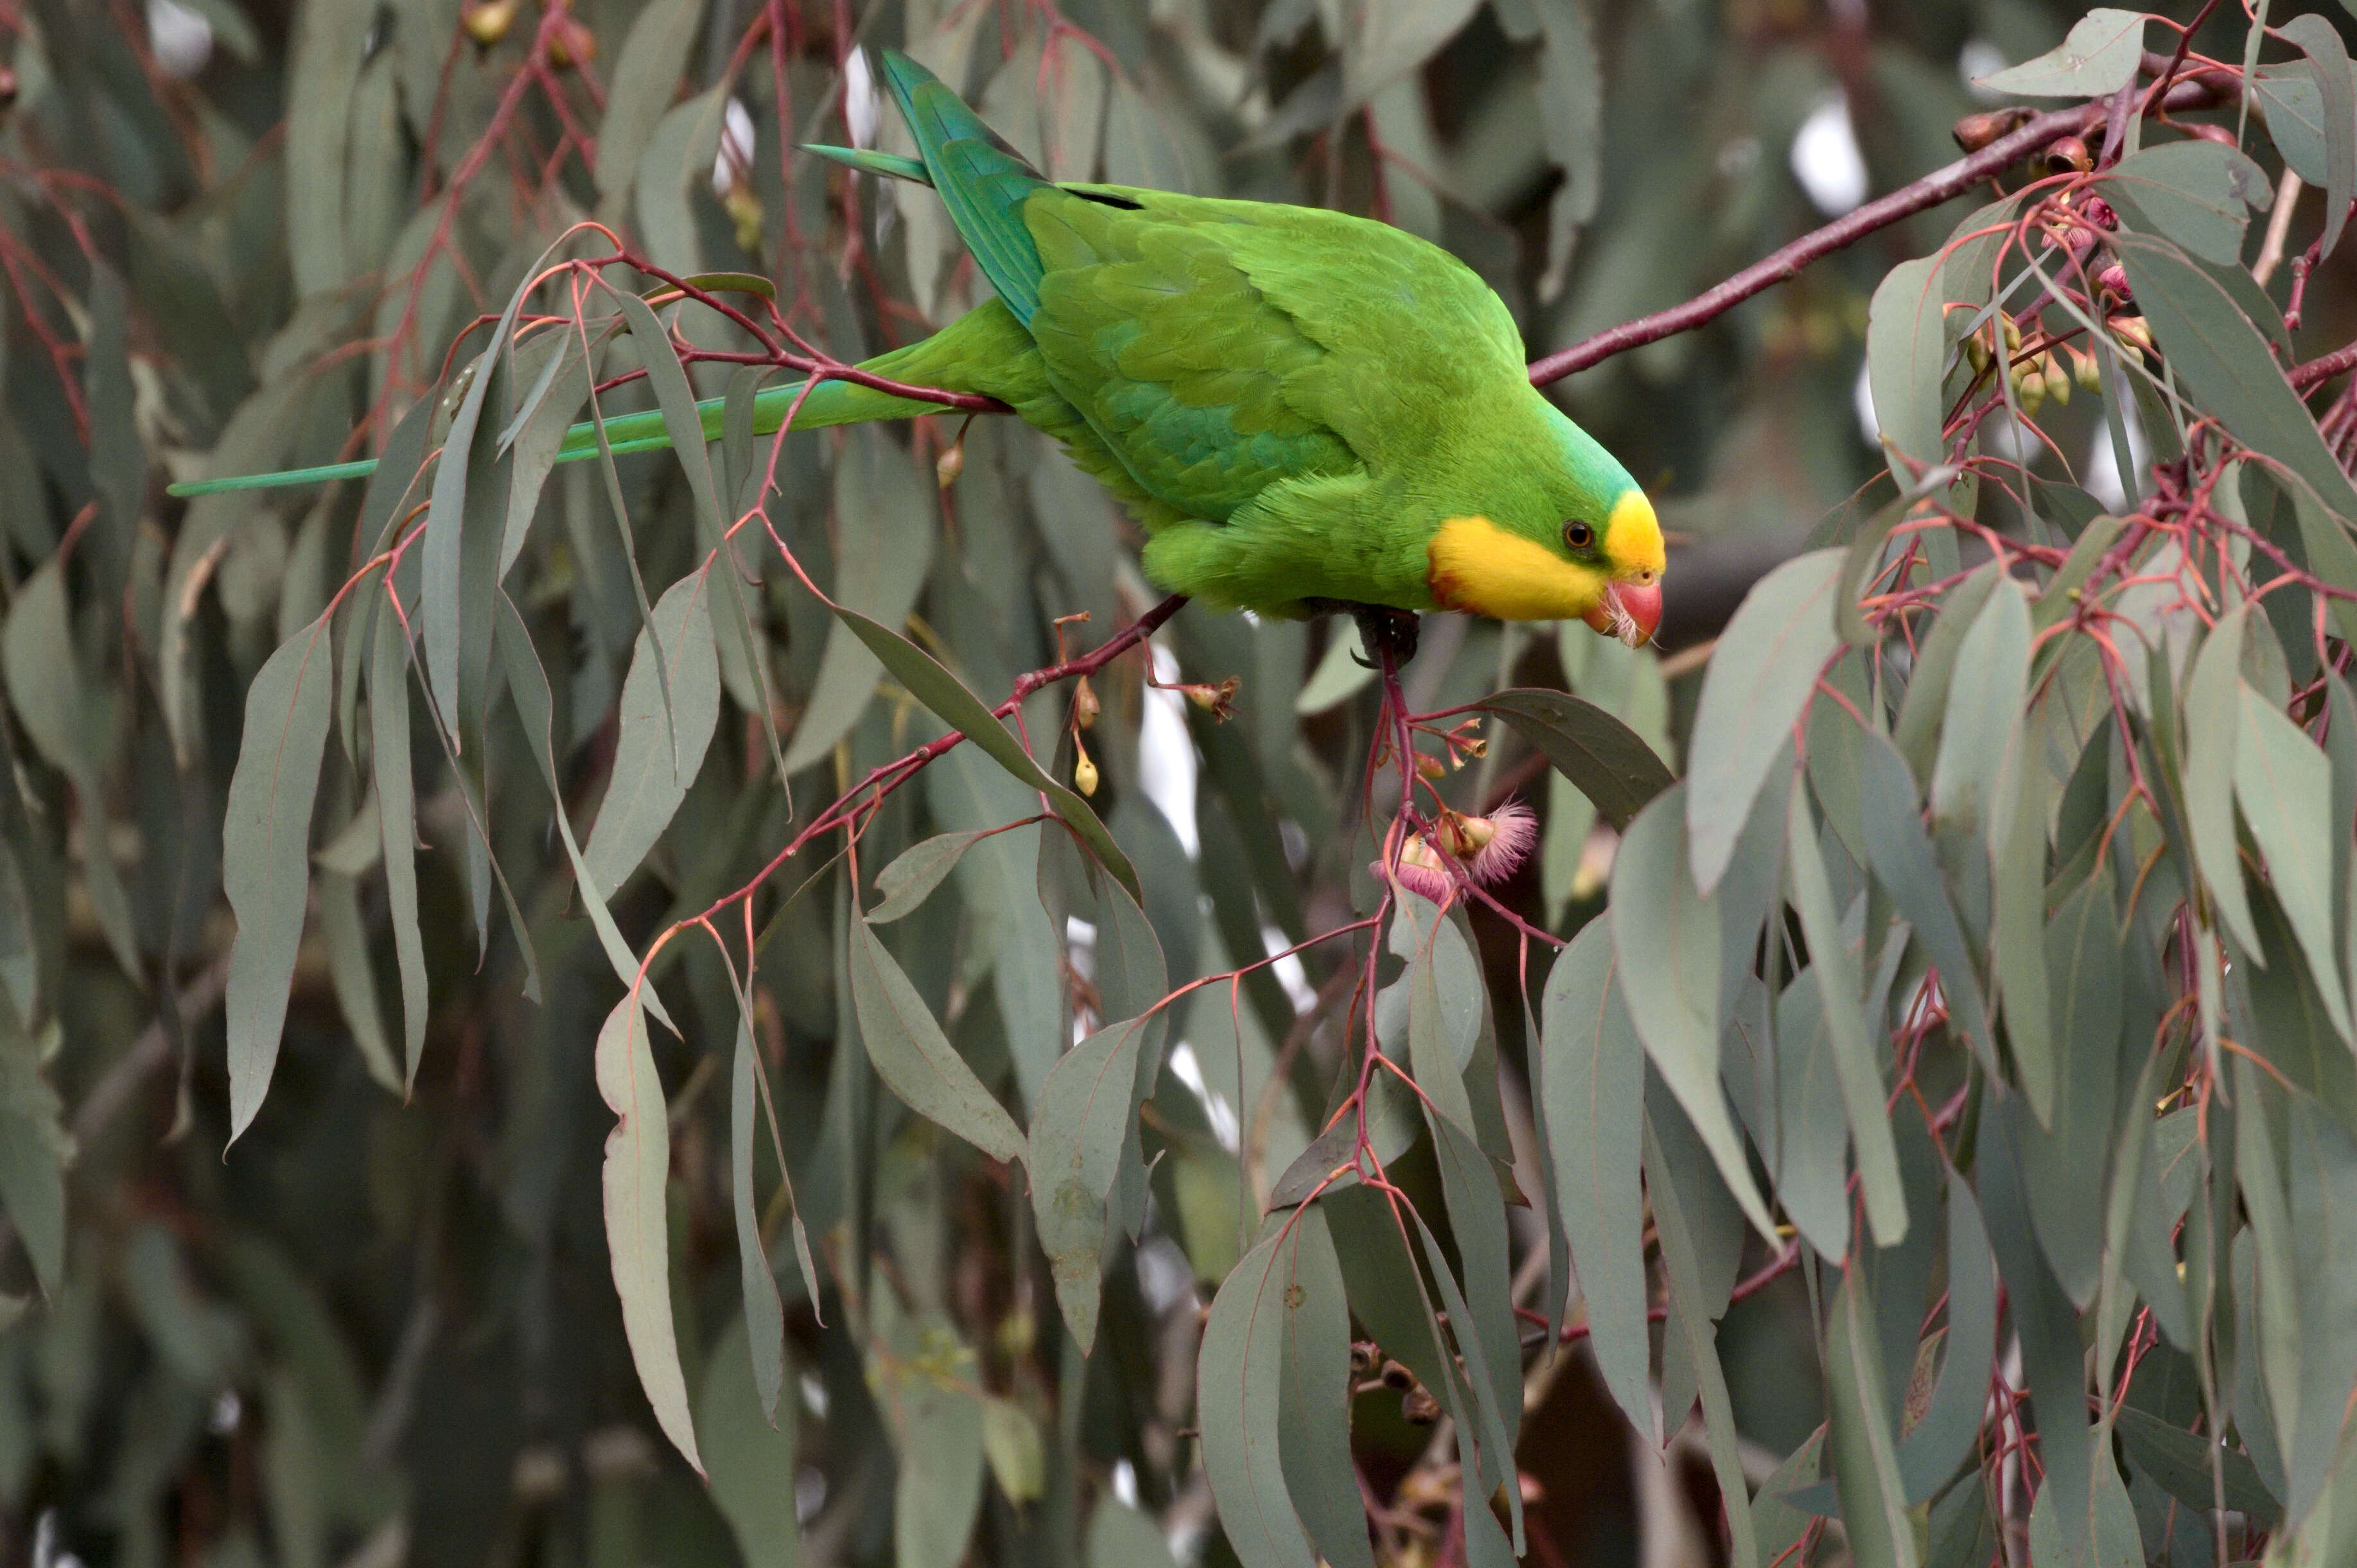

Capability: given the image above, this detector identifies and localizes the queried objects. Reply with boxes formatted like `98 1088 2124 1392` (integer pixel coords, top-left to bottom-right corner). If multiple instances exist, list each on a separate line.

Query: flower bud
1073 743 1098 797
2017 367 2046 417
1416 753 1449 781
722 183 762 254
2001 314 2022 352
1435 810 1495 857
1073 677 1099 730
2109 314 2152 354
548 13 596 66
1952 107 2031 152
1965 332 1991 374
460 0 517 45
934 437 965 489
2041 352 2071 406
2072 344 2103 392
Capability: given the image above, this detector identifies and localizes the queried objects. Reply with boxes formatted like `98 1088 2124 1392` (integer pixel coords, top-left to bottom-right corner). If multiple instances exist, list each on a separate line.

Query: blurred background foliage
0 1 2332 1567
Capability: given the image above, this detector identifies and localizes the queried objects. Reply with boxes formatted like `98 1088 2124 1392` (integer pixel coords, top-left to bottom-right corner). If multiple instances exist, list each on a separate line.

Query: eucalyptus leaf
223 618 336 1143
1687 550 1843 895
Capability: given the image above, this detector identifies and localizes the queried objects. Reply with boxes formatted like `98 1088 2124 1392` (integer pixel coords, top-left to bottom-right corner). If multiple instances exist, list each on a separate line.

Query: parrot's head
1424 401 1665 645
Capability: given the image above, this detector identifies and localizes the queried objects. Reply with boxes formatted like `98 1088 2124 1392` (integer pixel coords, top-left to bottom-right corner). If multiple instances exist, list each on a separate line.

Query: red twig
1527 75 2228 386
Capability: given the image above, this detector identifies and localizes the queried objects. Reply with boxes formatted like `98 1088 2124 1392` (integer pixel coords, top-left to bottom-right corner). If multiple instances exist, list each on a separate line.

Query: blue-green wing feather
879 51 1049 324
1021 188 1359 524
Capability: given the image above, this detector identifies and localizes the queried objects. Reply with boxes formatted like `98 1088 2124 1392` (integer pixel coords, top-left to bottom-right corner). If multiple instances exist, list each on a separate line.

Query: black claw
1349 605 1421 666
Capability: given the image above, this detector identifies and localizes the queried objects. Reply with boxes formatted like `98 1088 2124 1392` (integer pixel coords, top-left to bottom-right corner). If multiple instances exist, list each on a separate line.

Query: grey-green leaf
2236 679 2351 1043
1929 575 2030 846
2103 141 2273 267
2281 13 2356 258
595 0 703 199
1538 918 1652 1436
2183 607 2260 955
1687 549 1843 895
224 617 336 1143
1472 687 1674 832
1855 726 1996 1073
369 602 430 1090
869 828 1003 924
848 920 1026 1165
699 1313 801 1568
830 605 1139 903
731 1020 786 1422
1824 1269 1919 1568
0 1011 69 1295
1611 785 1778 1241
1974 8 2144 96
1198 1223 1319 1568
1028 1013 1155 1350
1275 1204 1376 1568
1787 787 1907 1247
583 571 722 897
2113 232 2357 524
1865 256 1947 489
1897 1174 1997 1501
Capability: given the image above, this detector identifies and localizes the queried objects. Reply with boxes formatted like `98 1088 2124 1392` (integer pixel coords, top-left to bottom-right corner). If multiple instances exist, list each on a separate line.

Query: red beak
1581 580 1663 647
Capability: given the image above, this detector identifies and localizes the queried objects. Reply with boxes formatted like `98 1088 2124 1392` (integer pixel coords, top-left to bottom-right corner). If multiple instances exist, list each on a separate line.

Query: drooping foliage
10 3 2357 1567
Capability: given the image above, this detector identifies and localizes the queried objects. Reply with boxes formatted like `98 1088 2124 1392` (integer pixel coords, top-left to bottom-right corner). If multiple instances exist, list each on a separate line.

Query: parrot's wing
1197 204 1532 464
876 50 1051 325
1022 190 1363 525
1022 187 1536 523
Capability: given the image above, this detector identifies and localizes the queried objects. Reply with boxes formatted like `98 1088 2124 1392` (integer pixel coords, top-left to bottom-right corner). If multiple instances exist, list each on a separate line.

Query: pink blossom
1371 802 1539 904
1461 801 1536 885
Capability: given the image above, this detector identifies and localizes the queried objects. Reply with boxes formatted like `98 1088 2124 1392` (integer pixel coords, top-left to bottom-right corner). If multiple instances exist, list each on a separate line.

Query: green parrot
174 51 1665 650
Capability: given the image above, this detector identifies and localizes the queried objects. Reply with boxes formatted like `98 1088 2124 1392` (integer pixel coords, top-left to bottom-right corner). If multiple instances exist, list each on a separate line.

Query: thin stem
1527 75 2229 386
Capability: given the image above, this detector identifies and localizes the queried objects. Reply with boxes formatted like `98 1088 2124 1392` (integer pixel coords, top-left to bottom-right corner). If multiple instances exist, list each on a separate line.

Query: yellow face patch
1426 516 1608 622
1604 489 1667 582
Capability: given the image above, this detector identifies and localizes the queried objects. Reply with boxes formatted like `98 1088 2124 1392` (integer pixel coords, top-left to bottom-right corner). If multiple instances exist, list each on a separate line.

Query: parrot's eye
1563 521 1595 550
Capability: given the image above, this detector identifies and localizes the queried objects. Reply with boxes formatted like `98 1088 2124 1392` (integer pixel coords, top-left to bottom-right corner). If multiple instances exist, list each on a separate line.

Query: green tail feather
876 50 1049 324
167 63 1046 502
803 144 931 184
166 372 961 499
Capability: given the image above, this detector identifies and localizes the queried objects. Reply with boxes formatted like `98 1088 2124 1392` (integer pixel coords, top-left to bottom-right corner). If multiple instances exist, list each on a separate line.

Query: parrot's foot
1318 602 1419 667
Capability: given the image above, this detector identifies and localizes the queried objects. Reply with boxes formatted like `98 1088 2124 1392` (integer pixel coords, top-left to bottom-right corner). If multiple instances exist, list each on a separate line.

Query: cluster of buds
1959 312 2107 417
1383 720 1487 778
1960 308 2023 380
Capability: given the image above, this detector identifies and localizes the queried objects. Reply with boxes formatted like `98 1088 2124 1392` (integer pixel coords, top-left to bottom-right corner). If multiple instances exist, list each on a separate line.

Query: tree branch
2294 341 2357 390
1527 78 2229 387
